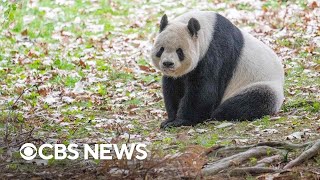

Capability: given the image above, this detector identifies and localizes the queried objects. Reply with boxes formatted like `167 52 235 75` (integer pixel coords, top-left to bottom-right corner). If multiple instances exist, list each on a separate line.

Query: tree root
255 141 313 150
284 139 320 169
255 154 283 167
202 146 282 176
210 141 313 157
229 167 285 176
202 140 320 177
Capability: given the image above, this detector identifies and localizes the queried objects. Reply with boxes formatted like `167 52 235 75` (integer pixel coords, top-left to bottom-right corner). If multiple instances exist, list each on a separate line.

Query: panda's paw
160 119 192 129
160 119 174 129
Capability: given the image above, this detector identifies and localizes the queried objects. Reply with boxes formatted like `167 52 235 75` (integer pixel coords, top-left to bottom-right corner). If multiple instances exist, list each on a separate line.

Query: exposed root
202 140 320 177
212 145 255 157
203 145 224 156
255 154 283 167
210 141 313 157
255 141 313 150
284 139 320 169
229 167 285 176
202 146 282 176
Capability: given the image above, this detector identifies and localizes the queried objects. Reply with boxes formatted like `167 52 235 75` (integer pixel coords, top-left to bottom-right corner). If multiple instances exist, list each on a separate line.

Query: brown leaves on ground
0 0 319 179
99 145 207 179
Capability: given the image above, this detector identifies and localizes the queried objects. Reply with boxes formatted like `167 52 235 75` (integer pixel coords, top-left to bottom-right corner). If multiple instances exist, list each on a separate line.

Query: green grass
0 0 319 178
236 3 254 11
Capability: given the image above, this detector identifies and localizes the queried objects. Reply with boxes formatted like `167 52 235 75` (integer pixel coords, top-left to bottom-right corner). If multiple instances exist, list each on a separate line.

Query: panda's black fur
151 11 284 128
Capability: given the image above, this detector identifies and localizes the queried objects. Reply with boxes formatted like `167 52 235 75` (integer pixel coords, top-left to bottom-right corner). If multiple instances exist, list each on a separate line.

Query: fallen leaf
286 132 306 140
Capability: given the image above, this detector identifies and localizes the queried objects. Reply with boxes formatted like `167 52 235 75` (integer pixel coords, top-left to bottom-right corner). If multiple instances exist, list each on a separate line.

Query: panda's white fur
151 11 216 77
173 11 216 60
222 30 284 112
151 11 284 128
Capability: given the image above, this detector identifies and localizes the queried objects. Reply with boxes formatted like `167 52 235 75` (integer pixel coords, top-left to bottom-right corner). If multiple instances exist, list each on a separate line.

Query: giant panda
150 11 284 129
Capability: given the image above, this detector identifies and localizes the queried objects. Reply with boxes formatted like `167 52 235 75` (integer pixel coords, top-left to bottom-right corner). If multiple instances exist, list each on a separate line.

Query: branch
284 139 320 169
4 85 38 147
202 146 282 176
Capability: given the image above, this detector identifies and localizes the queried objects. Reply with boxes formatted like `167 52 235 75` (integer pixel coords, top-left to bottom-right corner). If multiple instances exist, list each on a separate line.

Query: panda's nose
163 61 174 68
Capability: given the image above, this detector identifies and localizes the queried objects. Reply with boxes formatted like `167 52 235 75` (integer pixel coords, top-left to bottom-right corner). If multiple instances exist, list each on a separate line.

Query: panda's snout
162 61 174 68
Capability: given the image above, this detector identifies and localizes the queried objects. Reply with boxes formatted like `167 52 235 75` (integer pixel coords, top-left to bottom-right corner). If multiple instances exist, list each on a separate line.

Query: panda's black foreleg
161 76 184 126
211 86 277 121
161 79 217 129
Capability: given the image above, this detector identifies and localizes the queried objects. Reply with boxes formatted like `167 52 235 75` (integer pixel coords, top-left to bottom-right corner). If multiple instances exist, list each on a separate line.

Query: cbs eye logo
20 143 37 160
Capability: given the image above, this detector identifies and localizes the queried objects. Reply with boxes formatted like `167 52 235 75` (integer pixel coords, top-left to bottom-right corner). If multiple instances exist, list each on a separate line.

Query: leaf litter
0 0 319 179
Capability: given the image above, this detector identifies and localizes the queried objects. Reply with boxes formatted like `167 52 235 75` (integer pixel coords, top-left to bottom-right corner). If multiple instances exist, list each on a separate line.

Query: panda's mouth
162 68 176 73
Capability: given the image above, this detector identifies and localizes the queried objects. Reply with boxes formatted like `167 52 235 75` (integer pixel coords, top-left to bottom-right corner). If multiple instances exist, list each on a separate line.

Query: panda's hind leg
211 84 281 121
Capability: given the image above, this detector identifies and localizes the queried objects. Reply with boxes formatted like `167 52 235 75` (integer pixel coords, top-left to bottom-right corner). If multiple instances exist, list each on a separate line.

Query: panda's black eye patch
156 47 164 58
176 48 184 61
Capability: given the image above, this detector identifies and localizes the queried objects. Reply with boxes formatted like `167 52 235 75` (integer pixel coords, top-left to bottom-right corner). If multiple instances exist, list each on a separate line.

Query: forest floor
0 0 319 179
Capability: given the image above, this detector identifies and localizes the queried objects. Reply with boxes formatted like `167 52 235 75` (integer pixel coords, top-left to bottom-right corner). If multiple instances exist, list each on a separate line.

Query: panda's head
151 14 201 77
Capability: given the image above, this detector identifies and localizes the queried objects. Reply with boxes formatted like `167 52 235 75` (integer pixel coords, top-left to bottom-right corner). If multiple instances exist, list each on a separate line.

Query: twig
202 146 282 176
5 88 27 145
10 88 29 110
11 127 34 145
163 145 179 151
229 167 285 176
126 133 131 144
279 3 289 31
4 85 38 147
284 139 320 169
115 122 124 136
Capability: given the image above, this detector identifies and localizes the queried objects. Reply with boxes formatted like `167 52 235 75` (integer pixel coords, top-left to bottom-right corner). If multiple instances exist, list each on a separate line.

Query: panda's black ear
187 18 200 37
159 14 168 32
